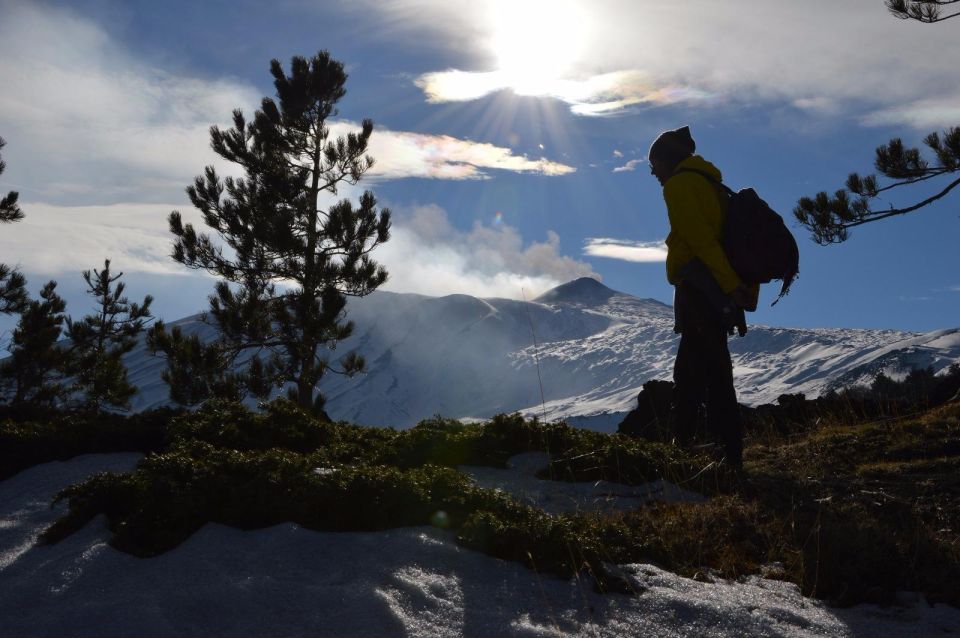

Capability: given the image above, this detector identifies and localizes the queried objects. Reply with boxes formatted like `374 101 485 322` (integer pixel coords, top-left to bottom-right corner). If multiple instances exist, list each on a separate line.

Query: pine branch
886 0 960 22
795 128 960 244
0 266 27 314
837 175 960 228
0 137 27 314
858 169 947 195
0 136 23 224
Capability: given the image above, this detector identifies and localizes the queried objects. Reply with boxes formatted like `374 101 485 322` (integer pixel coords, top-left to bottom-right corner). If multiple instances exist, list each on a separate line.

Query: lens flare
489 0 588 96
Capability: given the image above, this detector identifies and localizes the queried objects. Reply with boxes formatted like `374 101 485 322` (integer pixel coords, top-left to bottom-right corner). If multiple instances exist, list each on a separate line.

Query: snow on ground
2 455 960 637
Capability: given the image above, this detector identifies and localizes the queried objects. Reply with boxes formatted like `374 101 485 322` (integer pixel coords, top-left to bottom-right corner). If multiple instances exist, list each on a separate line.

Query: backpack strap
672 168 736 197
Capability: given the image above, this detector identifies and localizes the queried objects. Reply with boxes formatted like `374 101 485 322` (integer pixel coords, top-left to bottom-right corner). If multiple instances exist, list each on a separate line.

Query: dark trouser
673 284 743 465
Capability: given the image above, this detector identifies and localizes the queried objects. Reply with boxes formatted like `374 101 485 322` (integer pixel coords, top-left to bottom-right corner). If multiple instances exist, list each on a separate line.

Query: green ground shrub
24 399 960 607
0 407 178 480
168 399 334 452
42 440 528 557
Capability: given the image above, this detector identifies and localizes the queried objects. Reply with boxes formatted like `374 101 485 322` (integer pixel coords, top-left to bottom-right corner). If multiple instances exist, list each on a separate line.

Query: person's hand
730 284 753 310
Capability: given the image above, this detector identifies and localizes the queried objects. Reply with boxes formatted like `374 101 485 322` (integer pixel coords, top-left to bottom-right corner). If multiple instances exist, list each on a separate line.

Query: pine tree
151 51 391 415
145 323 246 407
0 136 27 314
794 8 958 243
66 260 153 412
0 281 68 410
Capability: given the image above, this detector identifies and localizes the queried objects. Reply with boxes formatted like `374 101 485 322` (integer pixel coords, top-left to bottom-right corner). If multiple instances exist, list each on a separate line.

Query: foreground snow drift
2 456 959 637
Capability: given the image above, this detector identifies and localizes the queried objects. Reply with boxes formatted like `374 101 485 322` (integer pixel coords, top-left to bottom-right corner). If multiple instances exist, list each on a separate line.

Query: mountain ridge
115 279 960 429
534 276 621 304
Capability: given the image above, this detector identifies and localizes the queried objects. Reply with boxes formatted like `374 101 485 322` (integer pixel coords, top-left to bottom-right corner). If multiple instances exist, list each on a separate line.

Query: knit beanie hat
648 126 696 171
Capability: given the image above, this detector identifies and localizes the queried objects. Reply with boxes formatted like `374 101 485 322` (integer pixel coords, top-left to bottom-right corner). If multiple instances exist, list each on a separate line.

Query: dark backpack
675 168 799 305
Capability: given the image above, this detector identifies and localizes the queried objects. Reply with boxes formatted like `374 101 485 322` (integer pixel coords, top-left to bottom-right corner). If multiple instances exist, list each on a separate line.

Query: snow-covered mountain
124 278 960 429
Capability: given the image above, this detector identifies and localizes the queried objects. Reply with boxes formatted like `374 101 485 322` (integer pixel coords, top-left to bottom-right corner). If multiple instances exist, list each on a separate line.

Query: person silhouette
648 126 756 468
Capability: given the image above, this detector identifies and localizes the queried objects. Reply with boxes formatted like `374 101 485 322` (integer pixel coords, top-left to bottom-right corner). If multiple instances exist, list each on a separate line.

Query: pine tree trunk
294 125 325 412
297 376 313 411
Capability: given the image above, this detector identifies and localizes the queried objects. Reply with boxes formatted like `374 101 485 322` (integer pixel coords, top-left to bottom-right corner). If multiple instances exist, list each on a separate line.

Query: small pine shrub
0 407 178 480
168 399 333 453
42 440 528 557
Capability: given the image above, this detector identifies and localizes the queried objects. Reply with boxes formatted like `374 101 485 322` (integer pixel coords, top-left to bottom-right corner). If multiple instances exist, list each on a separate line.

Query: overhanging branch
839 175 960 228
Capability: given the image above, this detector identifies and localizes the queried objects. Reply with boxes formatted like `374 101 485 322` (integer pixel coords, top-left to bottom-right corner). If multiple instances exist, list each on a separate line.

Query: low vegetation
0 407 177 481
11 394 955 607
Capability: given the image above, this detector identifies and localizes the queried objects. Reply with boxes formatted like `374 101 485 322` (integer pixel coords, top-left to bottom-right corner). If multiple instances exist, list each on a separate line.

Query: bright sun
488 0 587 95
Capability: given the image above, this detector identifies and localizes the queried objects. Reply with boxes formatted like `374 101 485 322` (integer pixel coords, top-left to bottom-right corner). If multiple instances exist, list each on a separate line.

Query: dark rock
617 379 675 442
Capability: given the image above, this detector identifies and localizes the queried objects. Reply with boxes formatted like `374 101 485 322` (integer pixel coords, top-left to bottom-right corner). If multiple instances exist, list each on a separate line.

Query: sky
0 0 958 337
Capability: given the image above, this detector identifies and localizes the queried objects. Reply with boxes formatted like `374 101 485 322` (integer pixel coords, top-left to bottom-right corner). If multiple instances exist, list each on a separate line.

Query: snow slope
122 278 960 428
2 455 959 637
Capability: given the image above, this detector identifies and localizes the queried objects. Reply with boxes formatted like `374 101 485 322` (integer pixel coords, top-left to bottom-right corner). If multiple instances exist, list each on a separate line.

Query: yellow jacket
663 155 756 303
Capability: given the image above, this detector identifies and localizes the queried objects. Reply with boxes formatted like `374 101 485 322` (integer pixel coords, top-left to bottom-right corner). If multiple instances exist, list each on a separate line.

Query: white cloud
612 150 624 158
0 2 260 205
1 199 599 304
0 2 574 210
861 95 960 129
331 122 576 180
792 97 841 115
0 0 579 305
366 0 960 127
378 204 598 298
0 202 194 276
583 238 667 263
612 158 645 173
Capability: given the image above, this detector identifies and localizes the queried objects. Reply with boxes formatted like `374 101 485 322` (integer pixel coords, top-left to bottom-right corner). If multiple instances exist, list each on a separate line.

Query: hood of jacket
668 155 722 184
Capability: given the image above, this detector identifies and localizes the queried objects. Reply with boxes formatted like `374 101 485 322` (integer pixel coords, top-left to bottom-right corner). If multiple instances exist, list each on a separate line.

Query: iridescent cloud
332 122 577 180
415 69 716 117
